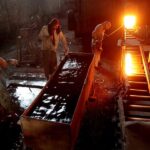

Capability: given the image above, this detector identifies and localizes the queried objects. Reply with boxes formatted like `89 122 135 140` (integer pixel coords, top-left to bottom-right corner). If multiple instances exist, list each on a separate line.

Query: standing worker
39 18 69 80
91 21 111 69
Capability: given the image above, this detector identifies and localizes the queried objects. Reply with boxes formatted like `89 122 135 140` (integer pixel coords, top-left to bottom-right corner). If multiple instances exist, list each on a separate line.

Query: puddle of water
7 85 42 110
7 80 46 87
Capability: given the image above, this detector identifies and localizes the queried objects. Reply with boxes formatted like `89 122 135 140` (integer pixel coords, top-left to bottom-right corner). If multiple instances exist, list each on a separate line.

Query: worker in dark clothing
91 21 111 69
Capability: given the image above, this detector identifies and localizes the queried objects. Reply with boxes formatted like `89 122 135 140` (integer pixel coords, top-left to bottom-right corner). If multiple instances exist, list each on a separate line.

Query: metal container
20 52 95 150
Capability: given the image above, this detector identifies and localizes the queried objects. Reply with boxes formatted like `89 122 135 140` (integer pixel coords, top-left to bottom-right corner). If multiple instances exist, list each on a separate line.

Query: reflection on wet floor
10 72 45 80
7 80 46 87
7 84 42 110
6 72 47 113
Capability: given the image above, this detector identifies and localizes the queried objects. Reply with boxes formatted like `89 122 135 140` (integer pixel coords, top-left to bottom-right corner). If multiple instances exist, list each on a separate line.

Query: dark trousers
42 50 57 79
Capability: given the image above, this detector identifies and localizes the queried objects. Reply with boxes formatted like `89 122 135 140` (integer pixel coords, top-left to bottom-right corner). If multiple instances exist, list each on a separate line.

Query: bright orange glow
124 15 136 29
125 53 133 76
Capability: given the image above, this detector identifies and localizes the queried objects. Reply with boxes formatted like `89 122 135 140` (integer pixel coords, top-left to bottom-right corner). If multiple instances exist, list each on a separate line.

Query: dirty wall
0 0 68 43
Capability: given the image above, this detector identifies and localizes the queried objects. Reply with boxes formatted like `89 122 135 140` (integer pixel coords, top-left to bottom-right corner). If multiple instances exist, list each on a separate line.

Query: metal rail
120 29 150 121
140 45 150 93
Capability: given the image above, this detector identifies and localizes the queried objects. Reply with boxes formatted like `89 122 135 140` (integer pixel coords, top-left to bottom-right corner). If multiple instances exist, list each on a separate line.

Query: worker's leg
93 49 100 68
98 48 103 66
92 39 103 68
49 51 57 74
42 50 50 79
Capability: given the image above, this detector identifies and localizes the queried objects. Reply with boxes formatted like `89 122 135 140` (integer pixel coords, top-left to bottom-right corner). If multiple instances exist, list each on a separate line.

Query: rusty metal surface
20 52 95 150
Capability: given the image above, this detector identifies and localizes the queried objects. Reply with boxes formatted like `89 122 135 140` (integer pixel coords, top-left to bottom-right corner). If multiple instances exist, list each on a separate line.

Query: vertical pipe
58 0 61 10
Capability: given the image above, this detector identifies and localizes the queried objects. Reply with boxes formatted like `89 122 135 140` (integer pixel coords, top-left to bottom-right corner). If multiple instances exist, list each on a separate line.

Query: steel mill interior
0 0 150 150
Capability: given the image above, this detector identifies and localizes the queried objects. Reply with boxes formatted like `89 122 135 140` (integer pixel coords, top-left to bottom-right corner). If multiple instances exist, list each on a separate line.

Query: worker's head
48 18 61 35
0 57 8 69
104 21 111 30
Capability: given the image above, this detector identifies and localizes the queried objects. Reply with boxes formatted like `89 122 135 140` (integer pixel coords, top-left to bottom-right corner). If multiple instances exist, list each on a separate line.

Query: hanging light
124 15 136 29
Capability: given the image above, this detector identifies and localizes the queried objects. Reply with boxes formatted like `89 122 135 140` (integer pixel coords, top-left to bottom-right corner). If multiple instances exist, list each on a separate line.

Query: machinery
120 14 150 121
118 14 150 150
17 26 41 66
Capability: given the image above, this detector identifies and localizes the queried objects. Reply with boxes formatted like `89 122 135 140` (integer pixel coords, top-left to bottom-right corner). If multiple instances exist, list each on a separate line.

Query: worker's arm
104 33 109 38
38 25 49 40
59 31 69 55
0 57 8 69
104 25 123 38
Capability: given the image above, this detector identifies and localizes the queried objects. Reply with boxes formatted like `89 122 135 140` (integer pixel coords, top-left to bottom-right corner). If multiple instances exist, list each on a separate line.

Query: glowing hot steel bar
20 52 95 150
125 53 133 76
125 51 143 76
